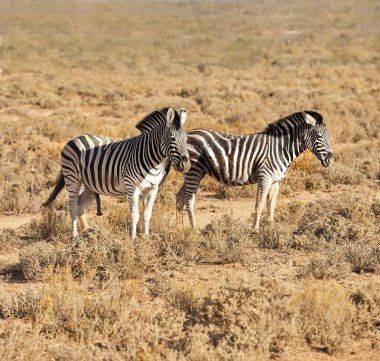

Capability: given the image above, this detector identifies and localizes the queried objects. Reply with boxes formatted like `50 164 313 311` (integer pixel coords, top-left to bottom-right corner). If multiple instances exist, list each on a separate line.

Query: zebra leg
175 181 186 211
77 186 96 232
128 186 141 240
183 168 206 228
254 179 271 230
267 181 280 222
65 180 81 239
142 186 159 236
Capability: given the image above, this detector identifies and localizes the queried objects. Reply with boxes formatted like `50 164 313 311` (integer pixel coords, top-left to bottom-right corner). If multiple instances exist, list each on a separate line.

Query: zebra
44 107 190 240
176 110 333 229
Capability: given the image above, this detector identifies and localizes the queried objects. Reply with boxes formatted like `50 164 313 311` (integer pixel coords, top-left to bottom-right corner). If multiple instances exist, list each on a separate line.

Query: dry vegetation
0 0 379 360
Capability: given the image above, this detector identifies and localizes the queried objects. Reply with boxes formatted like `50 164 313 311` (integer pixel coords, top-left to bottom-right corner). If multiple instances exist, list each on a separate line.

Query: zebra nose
182 155 189 164
326 152 333 162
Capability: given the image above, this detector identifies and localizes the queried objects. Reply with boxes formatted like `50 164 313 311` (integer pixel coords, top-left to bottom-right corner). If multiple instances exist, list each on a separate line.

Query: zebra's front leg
254 179 271 230
183 168 205 228
128 187 141 240
142 186 159 236
267 181 280 223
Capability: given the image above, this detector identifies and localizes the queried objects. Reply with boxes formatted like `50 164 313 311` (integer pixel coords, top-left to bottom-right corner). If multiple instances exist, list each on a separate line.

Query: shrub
19 241 67 281
294 278 355 354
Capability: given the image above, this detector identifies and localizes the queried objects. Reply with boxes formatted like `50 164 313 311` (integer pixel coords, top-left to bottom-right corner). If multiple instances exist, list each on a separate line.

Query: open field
0 0 380 359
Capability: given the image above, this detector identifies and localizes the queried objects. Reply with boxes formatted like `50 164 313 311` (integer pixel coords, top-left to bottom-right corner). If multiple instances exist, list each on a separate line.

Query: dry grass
0 0 379 359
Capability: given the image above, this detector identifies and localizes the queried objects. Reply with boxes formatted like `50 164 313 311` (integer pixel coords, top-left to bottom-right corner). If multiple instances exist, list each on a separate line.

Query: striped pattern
176 110 333 228
45 107 189 240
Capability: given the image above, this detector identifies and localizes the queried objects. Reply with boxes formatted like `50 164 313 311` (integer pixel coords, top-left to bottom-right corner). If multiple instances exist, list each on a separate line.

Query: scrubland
0 0 379 360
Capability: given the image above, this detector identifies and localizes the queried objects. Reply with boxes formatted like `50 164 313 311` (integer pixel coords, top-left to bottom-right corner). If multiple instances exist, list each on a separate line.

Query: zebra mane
262 110 324 136
135 107 181 134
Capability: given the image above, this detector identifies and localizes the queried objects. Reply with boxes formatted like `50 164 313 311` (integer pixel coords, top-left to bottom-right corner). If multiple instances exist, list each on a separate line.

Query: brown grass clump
19 241 67 281
198 214 250 264
0 228 25 251
293 192 379 245
68 229 140 283
18 226 140 284
171 276 294 359
305 249 352 280
0 286 41 319
293 278 355 354
22 207 71 242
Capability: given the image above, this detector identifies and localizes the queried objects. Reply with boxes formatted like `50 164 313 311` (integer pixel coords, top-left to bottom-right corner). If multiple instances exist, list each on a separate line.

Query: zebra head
303 110 334 167
164 108 190 172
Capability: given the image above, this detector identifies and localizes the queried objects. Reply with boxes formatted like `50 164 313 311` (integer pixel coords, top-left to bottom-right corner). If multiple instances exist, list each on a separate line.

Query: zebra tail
42 170 65 207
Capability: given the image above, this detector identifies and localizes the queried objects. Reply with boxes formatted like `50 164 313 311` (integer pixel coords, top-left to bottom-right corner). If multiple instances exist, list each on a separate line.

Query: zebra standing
44 107 190 240
176 110 333 229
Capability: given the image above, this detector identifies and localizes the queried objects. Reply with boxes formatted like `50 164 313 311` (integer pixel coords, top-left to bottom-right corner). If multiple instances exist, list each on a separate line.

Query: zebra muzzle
174 156 190 173
322 152 334 167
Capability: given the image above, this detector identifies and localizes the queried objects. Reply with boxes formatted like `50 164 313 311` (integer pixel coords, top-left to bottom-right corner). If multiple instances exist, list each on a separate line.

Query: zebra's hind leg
142 186 159 236
127 186 141 240
267 181 280 223
77 186 96 232
254 178 271 230
65 180 81 239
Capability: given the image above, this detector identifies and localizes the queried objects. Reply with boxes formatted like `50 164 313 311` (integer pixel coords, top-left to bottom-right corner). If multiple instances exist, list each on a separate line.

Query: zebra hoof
71 237 83 247
82 228 96 240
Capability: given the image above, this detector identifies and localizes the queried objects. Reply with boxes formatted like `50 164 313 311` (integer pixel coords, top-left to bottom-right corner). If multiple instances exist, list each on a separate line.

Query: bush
294 279 355 354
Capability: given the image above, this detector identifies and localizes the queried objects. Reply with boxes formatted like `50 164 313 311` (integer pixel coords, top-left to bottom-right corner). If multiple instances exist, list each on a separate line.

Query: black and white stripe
44 107 189 239
176 110 333 228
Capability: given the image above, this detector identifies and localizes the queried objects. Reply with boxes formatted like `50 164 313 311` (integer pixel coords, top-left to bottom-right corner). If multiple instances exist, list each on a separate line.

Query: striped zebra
44 107 190 240
176 110 333 229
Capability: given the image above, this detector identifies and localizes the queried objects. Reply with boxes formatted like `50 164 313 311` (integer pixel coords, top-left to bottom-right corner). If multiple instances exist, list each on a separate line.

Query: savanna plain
0 0 379 360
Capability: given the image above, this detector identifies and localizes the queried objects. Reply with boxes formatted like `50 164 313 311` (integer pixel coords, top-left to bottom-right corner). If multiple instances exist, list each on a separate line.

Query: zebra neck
280 130 308 165
143 126 168 166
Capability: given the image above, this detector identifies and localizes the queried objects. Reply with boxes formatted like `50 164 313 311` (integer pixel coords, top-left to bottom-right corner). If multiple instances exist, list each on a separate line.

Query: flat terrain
0 0 379 360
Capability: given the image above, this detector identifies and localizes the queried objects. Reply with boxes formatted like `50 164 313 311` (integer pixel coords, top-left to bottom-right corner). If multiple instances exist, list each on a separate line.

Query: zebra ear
180 109 187 126
304 112 317 127
166 108 175 127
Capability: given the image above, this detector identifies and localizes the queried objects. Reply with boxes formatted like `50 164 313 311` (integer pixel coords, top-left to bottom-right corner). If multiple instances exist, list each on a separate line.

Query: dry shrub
253 222 292 250
19 227 140 283
305 249 351 280
350 281 380 336
68 229 140 283
321 163 368 186
25 208 71 242
294 278 355 354
19 241 67 281
0 323 45 361
198 214 250 264
0 228 24 251
34 272 182 359
179 276 294 359
136 228 199 268
344 244 380 274
305 243 380 280
293 192 378 244
0 286 41 319
167 285 197 314
220 183 256 200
